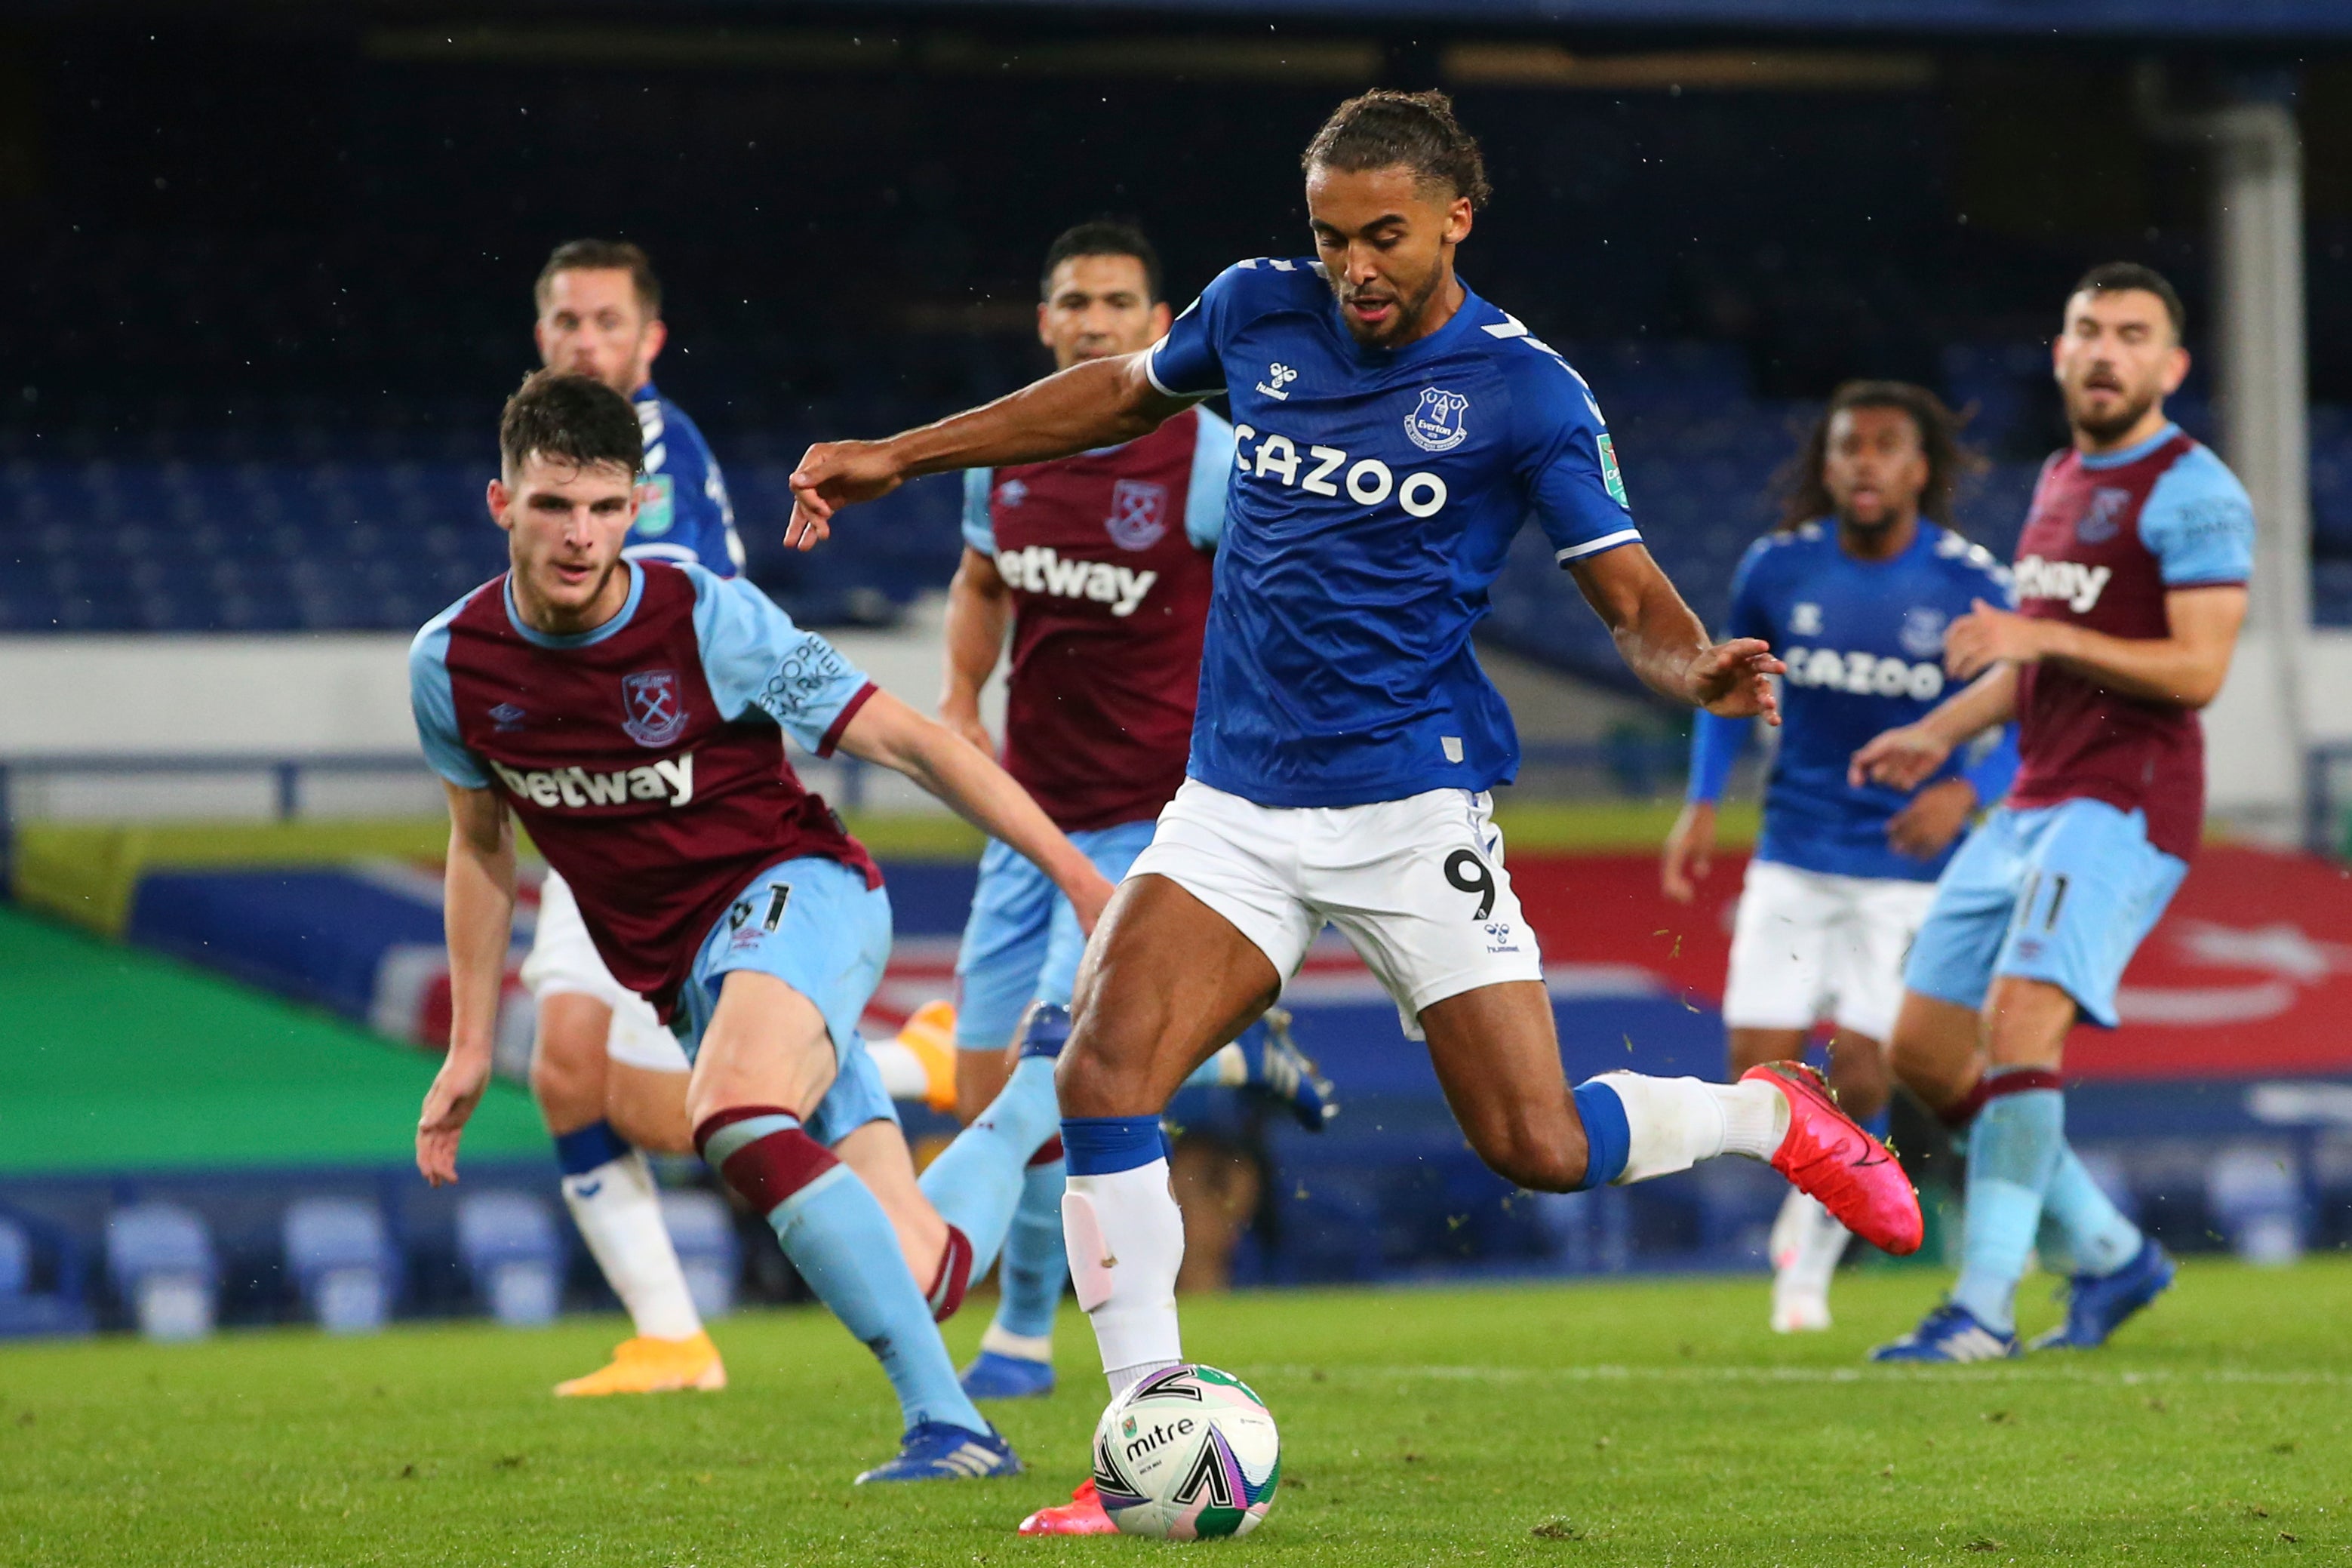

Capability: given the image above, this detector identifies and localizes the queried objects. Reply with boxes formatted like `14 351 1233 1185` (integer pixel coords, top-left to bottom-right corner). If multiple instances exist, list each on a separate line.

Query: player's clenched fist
1688 637 1785 726
786 439 906 550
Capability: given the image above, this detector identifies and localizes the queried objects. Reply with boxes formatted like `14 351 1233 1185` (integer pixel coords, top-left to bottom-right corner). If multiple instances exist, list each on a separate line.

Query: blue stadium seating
5 347 2342 653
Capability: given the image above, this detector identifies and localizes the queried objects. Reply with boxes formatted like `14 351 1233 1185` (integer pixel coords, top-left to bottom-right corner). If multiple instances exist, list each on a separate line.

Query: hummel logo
1256 362 1299 401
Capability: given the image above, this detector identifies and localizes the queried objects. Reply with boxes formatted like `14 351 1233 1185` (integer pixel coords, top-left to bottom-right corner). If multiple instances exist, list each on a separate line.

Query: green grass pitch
4 1260 2347 1566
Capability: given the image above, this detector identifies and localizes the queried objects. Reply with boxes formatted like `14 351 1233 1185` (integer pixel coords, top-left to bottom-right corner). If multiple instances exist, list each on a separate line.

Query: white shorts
520 869 691 1074
1130 780 1543 1039
1720 859 1938 1044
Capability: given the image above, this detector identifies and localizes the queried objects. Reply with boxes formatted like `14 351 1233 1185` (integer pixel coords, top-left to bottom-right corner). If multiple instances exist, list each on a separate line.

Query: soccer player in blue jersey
1856 266 2253 1361
1662 382 2018 1333
520 239 751 1397
941 221 1335 1409
787 91 1921 1530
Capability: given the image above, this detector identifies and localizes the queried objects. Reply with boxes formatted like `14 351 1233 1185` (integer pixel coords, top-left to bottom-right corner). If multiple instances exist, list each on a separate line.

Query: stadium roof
902 0 2352 40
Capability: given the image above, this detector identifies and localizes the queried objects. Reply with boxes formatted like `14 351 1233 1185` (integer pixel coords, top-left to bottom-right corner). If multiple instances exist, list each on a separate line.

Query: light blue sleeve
961 469 998 556
687 565 876 755
1184 407 1236 551
2140 447 2256 586
407 604 490 790
1142 263 1244 400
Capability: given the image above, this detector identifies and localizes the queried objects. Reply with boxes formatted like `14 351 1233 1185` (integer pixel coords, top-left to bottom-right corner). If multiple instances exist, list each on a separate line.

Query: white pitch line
1253 1363 2352 1388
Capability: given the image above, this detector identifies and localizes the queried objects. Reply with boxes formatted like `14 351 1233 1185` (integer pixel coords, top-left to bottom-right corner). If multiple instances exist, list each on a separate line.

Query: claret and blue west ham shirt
1688 522 2021 884
961 407 1235 832
1145 258 1640 808
410 560 878 1019
626 382 746 576
2005 421 2255 860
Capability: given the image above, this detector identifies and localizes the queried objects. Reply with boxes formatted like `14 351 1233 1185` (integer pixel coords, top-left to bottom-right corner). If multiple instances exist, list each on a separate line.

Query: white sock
560 1151 703 1342
1592 1073 1788 1183
1062 1161 1185 1392
979 1323 1053 1363
1770 1188 1852 1295
868 1038 930 1101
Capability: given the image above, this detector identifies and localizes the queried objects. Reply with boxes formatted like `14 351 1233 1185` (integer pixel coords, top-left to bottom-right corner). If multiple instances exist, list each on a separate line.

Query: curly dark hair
1302 89 1493 209
1776 380 1981 530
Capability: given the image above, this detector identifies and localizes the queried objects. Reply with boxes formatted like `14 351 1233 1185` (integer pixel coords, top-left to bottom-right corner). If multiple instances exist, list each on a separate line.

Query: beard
1336 265 1446 347
2067 380 2159 444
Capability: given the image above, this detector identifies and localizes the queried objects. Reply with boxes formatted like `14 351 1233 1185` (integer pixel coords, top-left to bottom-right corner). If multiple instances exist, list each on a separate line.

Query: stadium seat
2205 1145 2307 1266
657 1189 742 1322
281 1198 396 1335
454 1191 563 1327
105 1203 220 1342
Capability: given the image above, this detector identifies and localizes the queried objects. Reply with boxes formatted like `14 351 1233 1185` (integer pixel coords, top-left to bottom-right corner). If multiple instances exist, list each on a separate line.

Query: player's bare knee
1467 1114 1586 1194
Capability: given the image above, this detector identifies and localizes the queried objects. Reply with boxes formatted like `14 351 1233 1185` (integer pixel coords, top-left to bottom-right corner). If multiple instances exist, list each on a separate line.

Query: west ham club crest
620 669 687 748
1105 478 1170 551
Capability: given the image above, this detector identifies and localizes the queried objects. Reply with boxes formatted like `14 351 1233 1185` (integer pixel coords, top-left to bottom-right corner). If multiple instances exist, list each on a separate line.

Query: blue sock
1951 1080 2065 1334
1062 1115 1165 1175
699 1108 987 1436
991 1159 1068 1343
553 1120 630 1176
920 1055 1060 1280
1862 1109 1892 1143
1570 1081 1631 1191
2040 1141 2142 1277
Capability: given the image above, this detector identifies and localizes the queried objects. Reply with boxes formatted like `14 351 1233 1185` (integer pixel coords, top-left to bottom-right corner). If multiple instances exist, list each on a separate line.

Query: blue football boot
1870 1302 2020 1363
1238 1007 1339 1132
2029 1239 2176 1351
958 1348 1058 1400
853 1420 1024 1483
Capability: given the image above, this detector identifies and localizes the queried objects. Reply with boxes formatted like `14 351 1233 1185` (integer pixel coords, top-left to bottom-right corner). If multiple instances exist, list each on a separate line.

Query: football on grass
1090 1364 1281 1539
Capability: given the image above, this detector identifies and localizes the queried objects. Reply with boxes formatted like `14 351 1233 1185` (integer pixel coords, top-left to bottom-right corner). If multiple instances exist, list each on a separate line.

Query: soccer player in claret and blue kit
940 220 1336 1411
515 238 755 1399
1662 382 2019 1334
1855 263 2255 1361
788 90 1924 1530
408 368 1124 1483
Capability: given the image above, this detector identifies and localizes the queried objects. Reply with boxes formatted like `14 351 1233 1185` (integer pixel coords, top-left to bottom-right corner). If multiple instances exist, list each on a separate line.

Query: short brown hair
534 238 662 318
2071 260 2186 342
499 368 644 476
1777 380 1981 529
1302 89 1493 210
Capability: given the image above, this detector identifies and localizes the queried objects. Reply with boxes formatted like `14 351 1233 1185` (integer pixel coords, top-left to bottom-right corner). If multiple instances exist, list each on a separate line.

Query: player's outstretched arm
1945 588 2247 708
418 781 515 1187
834 688 1117 931
786 355 1191 551
1849 665 2018 792
1567 543 1784 724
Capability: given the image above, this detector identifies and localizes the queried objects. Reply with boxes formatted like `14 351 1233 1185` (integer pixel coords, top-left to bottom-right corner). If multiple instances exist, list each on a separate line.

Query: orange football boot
554 1331 727 1396
1742 1061 1923 1256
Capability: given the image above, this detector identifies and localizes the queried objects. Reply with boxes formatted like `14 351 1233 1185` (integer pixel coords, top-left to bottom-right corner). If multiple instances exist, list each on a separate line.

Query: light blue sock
1950 1083 2065 1335
920 1054 1060 1279
768 1154 988 1434
2041 1142 2143 1277
991 1159 1068 1344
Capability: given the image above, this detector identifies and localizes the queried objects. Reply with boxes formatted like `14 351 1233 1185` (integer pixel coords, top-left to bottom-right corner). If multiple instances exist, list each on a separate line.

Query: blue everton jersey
1145 258 1640 807
628 383 746 576
1694 521 2018 883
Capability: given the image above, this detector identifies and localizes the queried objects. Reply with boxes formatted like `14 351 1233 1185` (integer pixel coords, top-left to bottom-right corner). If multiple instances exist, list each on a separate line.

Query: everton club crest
620 669 687 748
1105 478 1170 551
1404 387 1471 453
